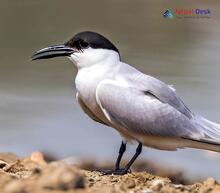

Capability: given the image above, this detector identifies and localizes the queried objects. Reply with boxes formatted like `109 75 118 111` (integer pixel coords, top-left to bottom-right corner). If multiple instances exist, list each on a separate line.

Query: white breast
75 62 116 120
72 47 126 130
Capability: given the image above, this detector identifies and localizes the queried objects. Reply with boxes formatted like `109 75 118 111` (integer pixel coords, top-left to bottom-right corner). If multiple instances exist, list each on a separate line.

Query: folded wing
96 79 203 139
116 63 193 119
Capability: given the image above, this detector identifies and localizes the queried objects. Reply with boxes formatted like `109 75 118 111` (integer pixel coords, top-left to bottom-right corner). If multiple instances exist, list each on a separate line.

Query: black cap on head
65 31 119 54
32 31 120 61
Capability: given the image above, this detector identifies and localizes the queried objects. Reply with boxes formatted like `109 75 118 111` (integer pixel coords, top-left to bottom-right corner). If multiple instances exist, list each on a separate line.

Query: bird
32 31 220 175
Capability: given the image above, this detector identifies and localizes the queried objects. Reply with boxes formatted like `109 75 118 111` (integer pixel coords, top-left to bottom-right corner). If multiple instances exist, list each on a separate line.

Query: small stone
142 189 152 193
38 162 85 190
3 161 19 172
204 178 218 186
122 178 136 189
0 153 19 164
127 179 136 189
4 180 26 193
174 184 185 191
150 179 166 191
30 152 46 165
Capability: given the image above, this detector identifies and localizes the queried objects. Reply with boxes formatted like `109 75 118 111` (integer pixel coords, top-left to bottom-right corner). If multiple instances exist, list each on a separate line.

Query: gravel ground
0 152 220 193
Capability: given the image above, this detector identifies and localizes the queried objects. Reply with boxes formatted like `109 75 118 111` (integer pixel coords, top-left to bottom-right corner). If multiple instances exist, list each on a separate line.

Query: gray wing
116 62 193 119
96 80 203 138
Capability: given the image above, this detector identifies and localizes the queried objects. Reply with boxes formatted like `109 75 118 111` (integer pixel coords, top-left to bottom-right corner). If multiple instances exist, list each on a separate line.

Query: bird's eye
79 41 89 49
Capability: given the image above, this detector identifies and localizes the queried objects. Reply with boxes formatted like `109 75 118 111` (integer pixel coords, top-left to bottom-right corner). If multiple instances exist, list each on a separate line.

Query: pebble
150 179 166 191
126 179 136 189
173 184 186 191
4 180 26 193
120 178 136 189
142 189 152 193
30 152 44 162
204 177 218 186
38 162 85 190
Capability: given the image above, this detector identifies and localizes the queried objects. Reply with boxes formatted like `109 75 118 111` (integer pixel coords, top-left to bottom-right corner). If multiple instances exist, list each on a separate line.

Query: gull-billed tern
32 31 220 175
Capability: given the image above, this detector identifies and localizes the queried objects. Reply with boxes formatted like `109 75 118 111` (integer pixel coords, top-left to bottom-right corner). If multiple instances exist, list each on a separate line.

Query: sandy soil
0 152 220 193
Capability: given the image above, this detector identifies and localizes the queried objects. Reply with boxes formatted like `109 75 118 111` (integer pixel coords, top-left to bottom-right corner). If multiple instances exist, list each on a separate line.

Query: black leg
124 143 142 171
102 142 142 175
101 141 126 175
115 141 126 170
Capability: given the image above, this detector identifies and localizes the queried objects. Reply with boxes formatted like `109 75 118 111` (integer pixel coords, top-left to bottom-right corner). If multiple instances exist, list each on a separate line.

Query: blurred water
1 0 220 180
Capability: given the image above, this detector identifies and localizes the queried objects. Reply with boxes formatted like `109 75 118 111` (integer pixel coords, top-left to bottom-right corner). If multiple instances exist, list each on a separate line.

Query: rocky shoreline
0 152 219 193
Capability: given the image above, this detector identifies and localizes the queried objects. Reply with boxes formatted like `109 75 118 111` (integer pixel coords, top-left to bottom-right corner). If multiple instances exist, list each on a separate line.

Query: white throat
68 47 120 69
72 48 120 112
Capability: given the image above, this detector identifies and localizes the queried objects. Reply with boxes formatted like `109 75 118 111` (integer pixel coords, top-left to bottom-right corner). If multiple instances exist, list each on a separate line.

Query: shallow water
0 0 220 180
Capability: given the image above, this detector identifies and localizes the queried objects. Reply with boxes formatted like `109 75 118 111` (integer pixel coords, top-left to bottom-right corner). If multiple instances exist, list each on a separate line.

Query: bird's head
32 31 120 68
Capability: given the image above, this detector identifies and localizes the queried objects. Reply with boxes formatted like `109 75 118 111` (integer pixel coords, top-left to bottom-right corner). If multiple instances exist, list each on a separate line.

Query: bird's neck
76 58 118 86
75 55 120 106
71 48 120 70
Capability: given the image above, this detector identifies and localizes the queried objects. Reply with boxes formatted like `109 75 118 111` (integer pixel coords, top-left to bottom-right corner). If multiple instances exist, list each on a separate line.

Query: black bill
31 44 76 60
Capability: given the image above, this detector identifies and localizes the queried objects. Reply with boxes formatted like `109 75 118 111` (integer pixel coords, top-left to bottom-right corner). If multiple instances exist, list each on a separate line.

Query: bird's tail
195 115 220 141
186 115 220 152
